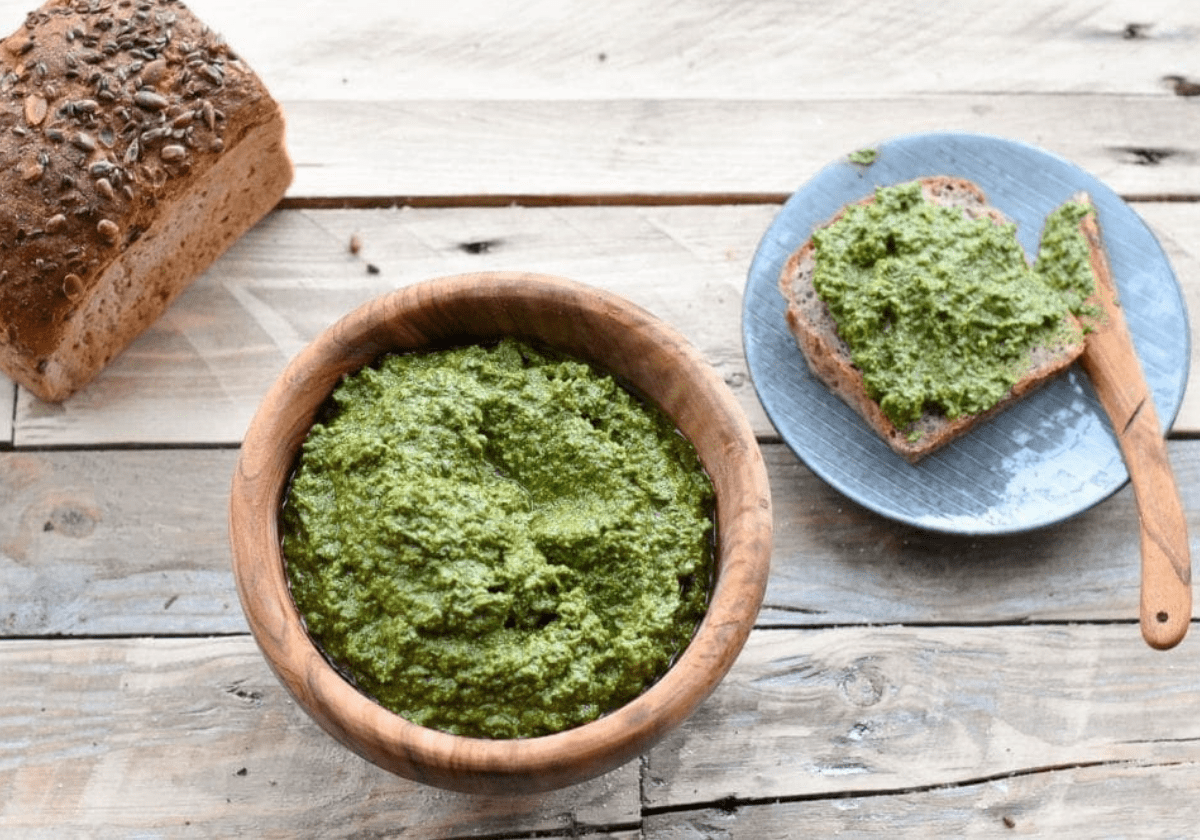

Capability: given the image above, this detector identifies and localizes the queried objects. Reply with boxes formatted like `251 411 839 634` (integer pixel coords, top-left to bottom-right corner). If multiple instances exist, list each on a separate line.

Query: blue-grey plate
742 132 1190 535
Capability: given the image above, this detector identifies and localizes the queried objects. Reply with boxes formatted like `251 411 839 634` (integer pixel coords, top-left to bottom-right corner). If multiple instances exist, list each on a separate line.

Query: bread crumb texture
0 0 292 400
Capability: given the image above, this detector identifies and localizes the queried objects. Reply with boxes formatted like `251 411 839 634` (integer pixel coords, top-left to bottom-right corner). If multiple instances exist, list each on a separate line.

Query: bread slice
777 177 1090 463
0 0 293 401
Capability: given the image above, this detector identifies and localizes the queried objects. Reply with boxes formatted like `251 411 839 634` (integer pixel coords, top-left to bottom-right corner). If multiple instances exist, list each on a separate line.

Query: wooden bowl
228 272 772 794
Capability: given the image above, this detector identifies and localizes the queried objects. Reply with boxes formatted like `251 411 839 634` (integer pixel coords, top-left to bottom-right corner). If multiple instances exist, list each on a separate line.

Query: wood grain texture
0 0 1193 830
0 636 640 839
643 624 1200 808
195 0 1200 202
5 442 1200 639
0 378 11 444
11 204 777 446
277 97 1200 201
42 0 1199 101
0 450 242 637
10 202 1200 446
3 628 1197 835
0 3 1187 202
759 441 1200 627
643 762 1200 837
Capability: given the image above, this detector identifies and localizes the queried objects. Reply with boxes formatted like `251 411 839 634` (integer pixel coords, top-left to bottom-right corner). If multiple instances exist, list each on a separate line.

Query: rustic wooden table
3 0 1199 836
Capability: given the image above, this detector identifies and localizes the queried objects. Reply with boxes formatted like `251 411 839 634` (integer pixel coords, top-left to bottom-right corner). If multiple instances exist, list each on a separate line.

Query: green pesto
1034 200 1103 325
281 338 715 739
810 182 1095 428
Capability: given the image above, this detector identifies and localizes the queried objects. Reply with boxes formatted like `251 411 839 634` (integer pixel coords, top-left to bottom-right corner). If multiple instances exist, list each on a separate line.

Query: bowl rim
228 271 772 793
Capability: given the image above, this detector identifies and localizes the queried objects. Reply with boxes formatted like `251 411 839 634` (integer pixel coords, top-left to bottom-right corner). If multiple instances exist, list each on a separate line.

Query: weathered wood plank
759 439 1200 627
0 3 1191 201
11 202 1200 446
3 627 1196 835
0 2 1190 835
278 96 1200 201
2 0 1184 101
0 449 243 636
643 624 1200 808
0 636 641 839
11 204 777 446
251 0 1196 101
4 443 1198 637
644 761 1200 837
0 378 11 445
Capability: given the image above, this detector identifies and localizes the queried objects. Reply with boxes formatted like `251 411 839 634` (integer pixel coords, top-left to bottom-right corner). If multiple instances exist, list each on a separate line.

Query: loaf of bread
778 177 1091 463
0 0 292 401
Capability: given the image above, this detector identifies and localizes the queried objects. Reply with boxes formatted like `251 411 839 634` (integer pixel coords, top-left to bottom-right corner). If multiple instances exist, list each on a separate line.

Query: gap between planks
640 757 1168 818
276 193 1200 211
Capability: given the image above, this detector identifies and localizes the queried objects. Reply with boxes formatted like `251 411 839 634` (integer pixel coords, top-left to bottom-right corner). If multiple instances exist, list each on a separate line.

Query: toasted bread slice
778 177 1090 463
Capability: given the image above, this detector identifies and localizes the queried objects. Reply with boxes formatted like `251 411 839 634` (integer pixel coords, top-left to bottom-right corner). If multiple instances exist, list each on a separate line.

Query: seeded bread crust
777 176 1088 463
0 0 293 401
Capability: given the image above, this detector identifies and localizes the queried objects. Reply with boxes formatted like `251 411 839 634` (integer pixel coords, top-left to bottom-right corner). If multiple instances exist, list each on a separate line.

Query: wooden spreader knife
1075 195 1192 649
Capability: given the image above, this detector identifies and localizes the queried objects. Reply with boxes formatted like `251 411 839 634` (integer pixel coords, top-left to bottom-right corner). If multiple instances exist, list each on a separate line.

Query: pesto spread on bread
810 181 1096 428
281 338 714 739
1035 201 1104 323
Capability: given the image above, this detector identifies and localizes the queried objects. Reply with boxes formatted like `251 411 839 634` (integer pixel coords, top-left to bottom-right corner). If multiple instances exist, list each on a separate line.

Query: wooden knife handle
1082 307 1192 650
1122 395 1191 650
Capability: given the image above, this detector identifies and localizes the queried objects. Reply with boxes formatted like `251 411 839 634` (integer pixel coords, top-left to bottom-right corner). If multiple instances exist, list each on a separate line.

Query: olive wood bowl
228 271 772 794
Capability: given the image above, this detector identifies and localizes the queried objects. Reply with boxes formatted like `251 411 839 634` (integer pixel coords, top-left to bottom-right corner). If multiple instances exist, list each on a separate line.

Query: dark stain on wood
1164 75 1200 97
1111 147 1180 166
458 238 501 255
43 503 97 538
224 680 264 706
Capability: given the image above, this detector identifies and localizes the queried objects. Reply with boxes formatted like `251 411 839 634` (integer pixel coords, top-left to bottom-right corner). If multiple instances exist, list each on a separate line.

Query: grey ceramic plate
742 132 1190 535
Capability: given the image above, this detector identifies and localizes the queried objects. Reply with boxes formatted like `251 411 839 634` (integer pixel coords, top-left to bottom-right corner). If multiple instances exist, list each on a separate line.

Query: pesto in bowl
280 338 715 739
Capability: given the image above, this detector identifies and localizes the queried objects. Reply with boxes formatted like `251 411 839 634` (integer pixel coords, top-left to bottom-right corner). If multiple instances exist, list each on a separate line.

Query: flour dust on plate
742 132 1189 535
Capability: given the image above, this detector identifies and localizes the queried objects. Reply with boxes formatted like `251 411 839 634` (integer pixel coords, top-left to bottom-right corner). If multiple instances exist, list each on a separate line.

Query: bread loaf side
0 0 293 401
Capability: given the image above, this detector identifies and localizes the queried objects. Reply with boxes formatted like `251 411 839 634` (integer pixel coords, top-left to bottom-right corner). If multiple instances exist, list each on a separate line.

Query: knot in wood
838 660 888 707
44 502 98 538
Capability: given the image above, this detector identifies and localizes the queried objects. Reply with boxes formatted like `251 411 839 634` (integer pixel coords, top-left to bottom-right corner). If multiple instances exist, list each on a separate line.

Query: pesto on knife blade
281 338 715 739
